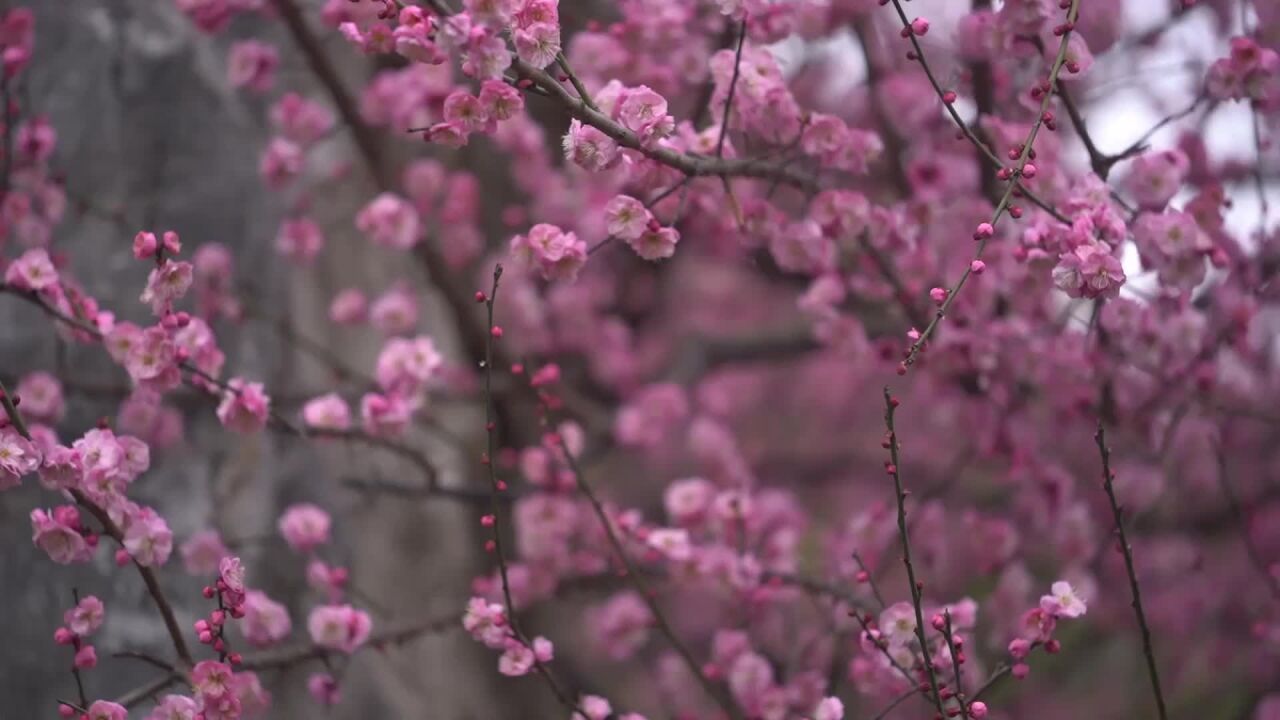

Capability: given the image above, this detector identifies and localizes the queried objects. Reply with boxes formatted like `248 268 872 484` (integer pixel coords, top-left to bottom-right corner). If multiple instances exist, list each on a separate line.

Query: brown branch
239 616 456 671
0 378 195 670
895 0 1081 368
881 388 946 715
560 445 745 719
1094 421 1170 720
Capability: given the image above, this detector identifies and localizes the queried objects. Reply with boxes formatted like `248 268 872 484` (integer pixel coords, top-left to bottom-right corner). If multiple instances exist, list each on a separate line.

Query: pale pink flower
216 378 270 434
123 507 173 567
357 193 421 250
275 217 325 264
307 604 372 653
31 507 90 564
562 119 621 172
329 288 368 325
17 370 63 422
626 226 679 261
278 503 332 553
180 530 230 575
4 247 58 291
514 22 560 68
227 40 278 92
240 590 292 646
1040 580 1087 619
301 393 351 431
604 195 651 241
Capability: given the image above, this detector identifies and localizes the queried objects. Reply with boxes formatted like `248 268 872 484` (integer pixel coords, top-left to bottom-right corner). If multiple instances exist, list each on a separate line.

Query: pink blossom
220 555 247 594
514 22 561 69
227 40 278 93
357 192 421 250
16 370 63 422
139 261 194 315
307 604 373 653
180 529 230 575
646 527 693 562
3 247 58 291
370 283 420 335
275 217 325 264
124 326 176 382
478 80 524 121
879 601 917 647
1123 149 1189 211
0 426 39 489
588 591 651 660
65 595 105 636
604 195 652 241
360 391 412 437
579 695 613 720
617 85 673 144
30 507 91 564
329 288 369 325
374 335 444 394
1039 580 1088 619
38 444 81 491
259 137 303 188
241 590 292 646
307 673 341 706
85 701 127 720
626 226 680 261
216 378 271 434
562 119 621 172
463 596 508 649
123 507 173 567
270 93 335 146
143 695 198 720
278 503 332 553
302 393 351 431
393 7 445 64
1052 242 1125 299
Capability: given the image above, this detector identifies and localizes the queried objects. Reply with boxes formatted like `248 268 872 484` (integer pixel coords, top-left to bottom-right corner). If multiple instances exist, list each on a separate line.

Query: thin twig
715 17 748 159
480 265 581 713
893 0 1082 367
560 447 745 719
1 379 195 669
1094 421 1170 720
882 388 945 715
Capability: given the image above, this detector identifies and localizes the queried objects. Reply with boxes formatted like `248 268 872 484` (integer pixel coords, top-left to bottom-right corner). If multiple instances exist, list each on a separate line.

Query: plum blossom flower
85 701 128 720
4 247 58 291
144 694 198 720
216 378 271 434
16 370 64 422
514 22 560 68
604 195 651 241
626 226 680 261
227 40 278 92
357 193 421 250
646 527 693 562
181 529 230 575
275 217 325 264
31 507 91 564
1052 242 1125 299
302 393 351 431
562 119 621 172
278 503 332 553
241 590 292 646
123 507 174 567
307 604 373 653
1040 580 1087 619
0 427 40 489
879 601 918 647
